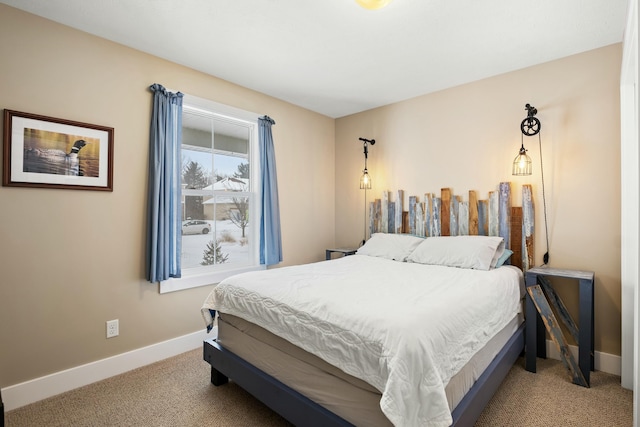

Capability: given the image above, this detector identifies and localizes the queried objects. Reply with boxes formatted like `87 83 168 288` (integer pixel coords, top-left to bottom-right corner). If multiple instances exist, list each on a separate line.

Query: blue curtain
146 84 183 282
259 116 283 265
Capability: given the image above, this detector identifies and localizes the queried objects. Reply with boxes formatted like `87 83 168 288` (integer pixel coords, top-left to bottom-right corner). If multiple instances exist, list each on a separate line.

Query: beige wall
0 5 335 387
335 44 623 356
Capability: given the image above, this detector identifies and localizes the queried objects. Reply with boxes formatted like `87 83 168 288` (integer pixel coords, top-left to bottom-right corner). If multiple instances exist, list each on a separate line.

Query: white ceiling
1 0 630 118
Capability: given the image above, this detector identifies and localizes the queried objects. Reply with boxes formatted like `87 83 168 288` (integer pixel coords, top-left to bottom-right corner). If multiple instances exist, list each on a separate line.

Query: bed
202 183 534 427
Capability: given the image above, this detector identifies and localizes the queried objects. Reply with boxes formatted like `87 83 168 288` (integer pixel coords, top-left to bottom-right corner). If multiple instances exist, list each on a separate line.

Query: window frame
159 94 265 294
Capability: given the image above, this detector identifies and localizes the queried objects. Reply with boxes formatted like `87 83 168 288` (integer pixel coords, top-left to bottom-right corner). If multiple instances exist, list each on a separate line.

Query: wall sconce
355 0 393 10
359 137 375 245
512 103 550 264
359 137 375 189
512 104 540 175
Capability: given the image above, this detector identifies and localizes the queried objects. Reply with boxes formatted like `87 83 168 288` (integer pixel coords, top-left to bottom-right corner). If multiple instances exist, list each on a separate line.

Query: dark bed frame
203 323 524 426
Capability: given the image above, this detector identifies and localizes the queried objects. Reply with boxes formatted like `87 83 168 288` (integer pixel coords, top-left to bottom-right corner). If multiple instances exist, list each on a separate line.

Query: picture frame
2 109 114 191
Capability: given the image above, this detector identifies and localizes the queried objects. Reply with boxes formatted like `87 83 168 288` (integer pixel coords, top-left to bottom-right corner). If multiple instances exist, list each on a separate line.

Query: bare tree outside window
229 198 249 238
228 162 249 238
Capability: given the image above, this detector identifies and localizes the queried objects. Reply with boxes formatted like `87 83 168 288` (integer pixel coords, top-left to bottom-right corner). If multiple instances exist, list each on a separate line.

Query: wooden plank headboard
369 182 535 271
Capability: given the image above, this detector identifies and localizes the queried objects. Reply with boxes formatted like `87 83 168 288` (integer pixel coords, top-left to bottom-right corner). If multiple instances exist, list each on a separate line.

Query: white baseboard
545 339 621 376
1 328 214 411
0 330 620 412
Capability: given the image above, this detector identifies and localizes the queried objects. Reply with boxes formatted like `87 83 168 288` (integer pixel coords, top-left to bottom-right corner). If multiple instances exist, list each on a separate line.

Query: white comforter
201 254 524 427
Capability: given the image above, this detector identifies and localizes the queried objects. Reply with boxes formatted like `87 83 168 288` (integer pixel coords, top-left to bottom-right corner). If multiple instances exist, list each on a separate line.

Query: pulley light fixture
512 103 550 265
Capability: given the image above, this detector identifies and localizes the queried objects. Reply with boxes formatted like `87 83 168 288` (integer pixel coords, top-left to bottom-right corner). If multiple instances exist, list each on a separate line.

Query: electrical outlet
106 319 119 338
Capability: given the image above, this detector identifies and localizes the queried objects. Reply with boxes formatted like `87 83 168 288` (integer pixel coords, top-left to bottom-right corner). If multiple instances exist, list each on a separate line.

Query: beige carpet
475 358 632 427
5 350 633 426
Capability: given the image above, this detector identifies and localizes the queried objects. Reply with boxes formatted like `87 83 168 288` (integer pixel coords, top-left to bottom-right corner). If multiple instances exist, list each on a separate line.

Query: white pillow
407 236 505 270
356 233 425 261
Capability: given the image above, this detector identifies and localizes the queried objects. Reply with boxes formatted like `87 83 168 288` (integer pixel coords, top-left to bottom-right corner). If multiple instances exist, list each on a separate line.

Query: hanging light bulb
512 143 532 175
360 168 372 189
355 0 393 10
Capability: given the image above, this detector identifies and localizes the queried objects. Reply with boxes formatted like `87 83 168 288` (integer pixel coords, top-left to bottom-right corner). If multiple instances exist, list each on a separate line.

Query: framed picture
2 109 114 191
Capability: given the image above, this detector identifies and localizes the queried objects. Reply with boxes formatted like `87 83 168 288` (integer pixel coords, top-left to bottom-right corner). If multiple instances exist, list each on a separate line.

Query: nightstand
524 266 594 387
325 248 357 260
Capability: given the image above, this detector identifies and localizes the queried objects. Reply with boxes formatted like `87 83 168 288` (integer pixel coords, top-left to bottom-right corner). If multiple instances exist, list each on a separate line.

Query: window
160 95 264 293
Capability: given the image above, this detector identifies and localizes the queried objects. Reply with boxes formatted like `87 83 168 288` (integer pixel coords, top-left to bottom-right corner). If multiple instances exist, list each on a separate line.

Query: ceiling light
355 0 393 10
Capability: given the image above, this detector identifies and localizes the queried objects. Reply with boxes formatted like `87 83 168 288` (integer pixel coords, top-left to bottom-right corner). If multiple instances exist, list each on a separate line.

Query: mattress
217 312 523 427
203 254 524 426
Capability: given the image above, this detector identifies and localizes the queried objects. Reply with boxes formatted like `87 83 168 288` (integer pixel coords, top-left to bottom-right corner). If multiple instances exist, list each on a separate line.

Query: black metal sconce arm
359 137 375 159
